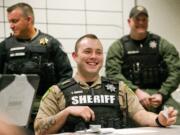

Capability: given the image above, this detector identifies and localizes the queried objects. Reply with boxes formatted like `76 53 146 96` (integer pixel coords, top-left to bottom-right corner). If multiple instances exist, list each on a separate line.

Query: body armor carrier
3 34 56 95
121 33 168 89
57 77 130 132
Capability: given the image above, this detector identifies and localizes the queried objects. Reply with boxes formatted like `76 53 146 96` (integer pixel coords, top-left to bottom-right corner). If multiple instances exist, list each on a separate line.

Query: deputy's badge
105 84 116 92
149 40 157 49
40 37 48 46
140 44 143 48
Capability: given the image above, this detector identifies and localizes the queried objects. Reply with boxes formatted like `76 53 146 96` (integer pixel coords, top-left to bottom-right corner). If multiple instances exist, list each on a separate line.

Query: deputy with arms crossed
0 2 72 128
34 34 177 135
106 5 180 123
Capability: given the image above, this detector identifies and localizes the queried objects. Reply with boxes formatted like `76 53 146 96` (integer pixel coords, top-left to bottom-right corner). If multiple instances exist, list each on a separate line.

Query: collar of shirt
73 73 102 89
31 28 39 40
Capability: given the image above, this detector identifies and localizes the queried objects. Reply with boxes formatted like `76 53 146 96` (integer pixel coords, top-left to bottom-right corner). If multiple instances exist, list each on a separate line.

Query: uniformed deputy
0 2 72 128
34 34 177 135
106 5 180 124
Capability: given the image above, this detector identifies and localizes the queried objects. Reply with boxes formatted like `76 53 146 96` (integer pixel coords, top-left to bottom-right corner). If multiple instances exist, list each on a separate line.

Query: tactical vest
58 77 130 132
121 33 168 89
3 33 56 95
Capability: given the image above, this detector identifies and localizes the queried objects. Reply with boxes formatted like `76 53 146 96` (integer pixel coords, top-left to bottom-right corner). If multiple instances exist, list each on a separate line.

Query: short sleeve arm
119 81 144 118
34 85 65 132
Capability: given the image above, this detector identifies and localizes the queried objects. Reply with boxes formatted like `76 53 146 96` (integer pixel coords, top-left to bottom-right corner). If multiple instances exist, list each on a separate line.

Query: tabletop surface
52 125 180 135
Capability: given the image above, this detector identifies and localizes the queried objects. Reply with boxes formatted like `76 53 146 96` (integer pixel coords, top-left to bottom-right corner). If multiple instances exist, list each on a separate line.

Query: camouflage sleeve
105 39 138 91
158 38 180 99
34 85 65 134
118 81 144 118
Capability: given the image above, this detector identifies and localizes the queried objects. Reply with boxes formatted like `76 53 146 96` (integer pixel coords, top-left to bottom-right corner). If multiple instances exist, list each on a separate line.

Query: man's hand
65 106 95 122
149 93 163 108
135 89 151 109
157 107 178 127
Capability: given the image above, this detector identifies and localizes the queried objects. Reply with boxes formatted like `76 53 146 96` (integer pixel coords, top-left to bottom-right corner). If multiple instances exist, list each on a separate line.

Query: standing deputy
0 2 72 127
34 34 177 135
106 5 180 124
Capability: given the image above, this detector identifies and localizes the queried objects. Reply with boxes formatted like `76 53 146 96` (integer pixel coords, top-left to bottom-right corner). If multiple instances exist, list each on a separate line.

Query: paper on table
162 105 169 119
113 128 158 134
76 128 115 134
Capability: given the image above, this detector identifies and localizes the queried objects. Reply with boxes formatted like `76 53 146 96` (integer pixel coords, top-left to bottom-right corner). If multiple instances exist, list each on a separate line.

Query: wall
0 0 133 76
1 0 180 76
137 0 180 52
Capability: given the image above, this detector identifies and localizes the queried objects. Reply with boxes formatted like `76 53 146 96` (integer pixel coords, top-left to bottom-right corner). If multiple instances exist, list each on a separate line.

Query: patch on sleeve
42 87 52 100
119 81 135 96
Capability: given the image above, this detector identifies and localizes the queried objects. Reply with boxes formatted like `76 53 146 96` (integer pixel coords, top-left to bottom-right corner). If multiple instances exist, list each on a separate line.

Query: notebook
0 74 39 127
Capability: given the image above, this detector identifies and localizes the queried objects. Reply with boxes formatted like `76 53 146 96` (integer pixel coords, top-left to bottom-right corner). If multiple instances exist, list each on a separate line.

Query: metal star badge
137 6 145 11
140 44 143 48
149 41 157 49
105 84 116 92
40 37 48 46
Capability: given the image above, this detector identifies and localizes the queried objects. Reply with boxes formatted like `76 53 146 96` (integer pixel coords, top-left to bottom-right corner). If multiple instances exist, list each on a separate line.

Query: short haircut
75 34 99 52
7 2 34 24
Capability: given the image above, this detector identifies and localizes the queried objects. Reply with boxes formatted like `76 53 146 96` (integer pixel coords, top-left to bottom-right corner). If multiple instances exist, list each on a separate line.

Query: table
52 125 180 135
